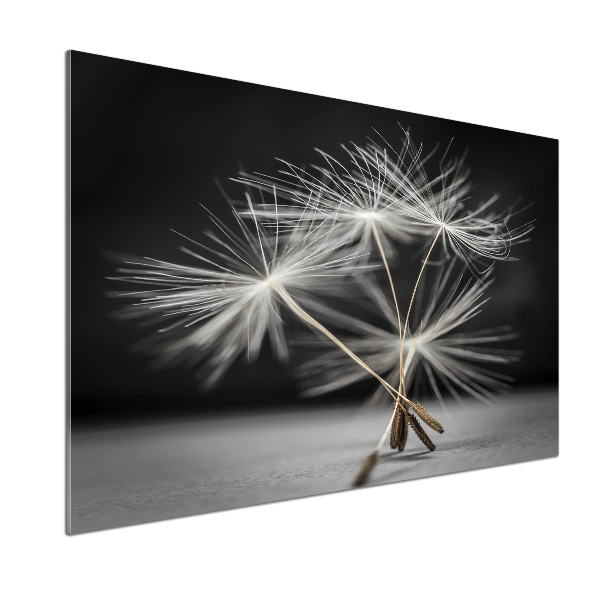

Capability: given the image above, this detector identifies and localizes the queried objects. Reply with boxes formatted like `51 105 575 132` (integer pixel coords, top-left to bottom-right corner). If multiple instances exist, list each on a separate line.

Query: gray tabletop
69 388 558 534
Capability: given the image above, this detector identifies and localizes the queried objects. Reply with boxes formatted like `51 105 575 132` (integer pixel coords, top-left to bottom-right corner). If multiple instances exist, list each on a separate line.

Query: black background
69 51 558 425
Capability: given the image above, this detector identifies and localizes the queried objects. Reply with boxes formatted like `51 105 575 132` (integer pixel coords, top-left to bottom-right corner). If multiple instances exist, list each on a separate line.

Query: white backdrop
1 2 596 598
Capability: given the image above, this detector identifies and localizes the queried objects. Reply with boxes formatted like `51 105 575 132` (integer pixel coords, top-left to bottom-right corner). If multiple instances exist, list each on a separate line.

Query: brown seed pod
397 411 408 451
390 406 401 449
407 413 436 451
353 451 379 487
410 402 444 434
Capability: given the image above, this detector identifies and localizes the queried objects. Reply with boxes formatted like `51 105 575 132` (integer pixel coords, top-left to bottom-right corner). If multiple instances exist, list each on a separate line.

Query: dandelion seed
109 192 367 388
406 412 436 451
360 128 535 274
353 450 379 487
297 261 519 411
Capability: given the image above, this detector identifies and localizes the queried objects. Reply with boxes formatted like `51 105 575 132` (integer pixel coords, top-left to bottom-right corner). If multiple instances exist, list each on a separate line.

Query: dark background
69 50 558 425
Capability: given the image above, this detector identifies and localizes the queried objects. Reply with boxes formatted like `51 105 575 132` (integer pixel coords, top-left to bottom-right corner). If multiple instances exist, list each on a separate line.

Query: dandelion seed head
356 209 382 222
297 261 519 409
109 192 364 389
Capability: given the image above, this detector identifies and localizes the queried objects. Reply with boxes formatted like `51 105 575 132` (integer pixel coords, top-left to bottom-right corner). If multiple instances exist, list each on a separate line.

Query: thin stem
277 284 442 473
399 225 443 394
276 285 400 399
371 222 405 399
402 225 443 344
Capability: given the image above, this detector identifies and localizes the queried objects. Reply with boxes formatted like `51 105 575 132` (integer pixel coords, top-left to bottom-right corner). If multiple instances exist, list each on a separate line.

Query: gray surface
69 388 558 534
